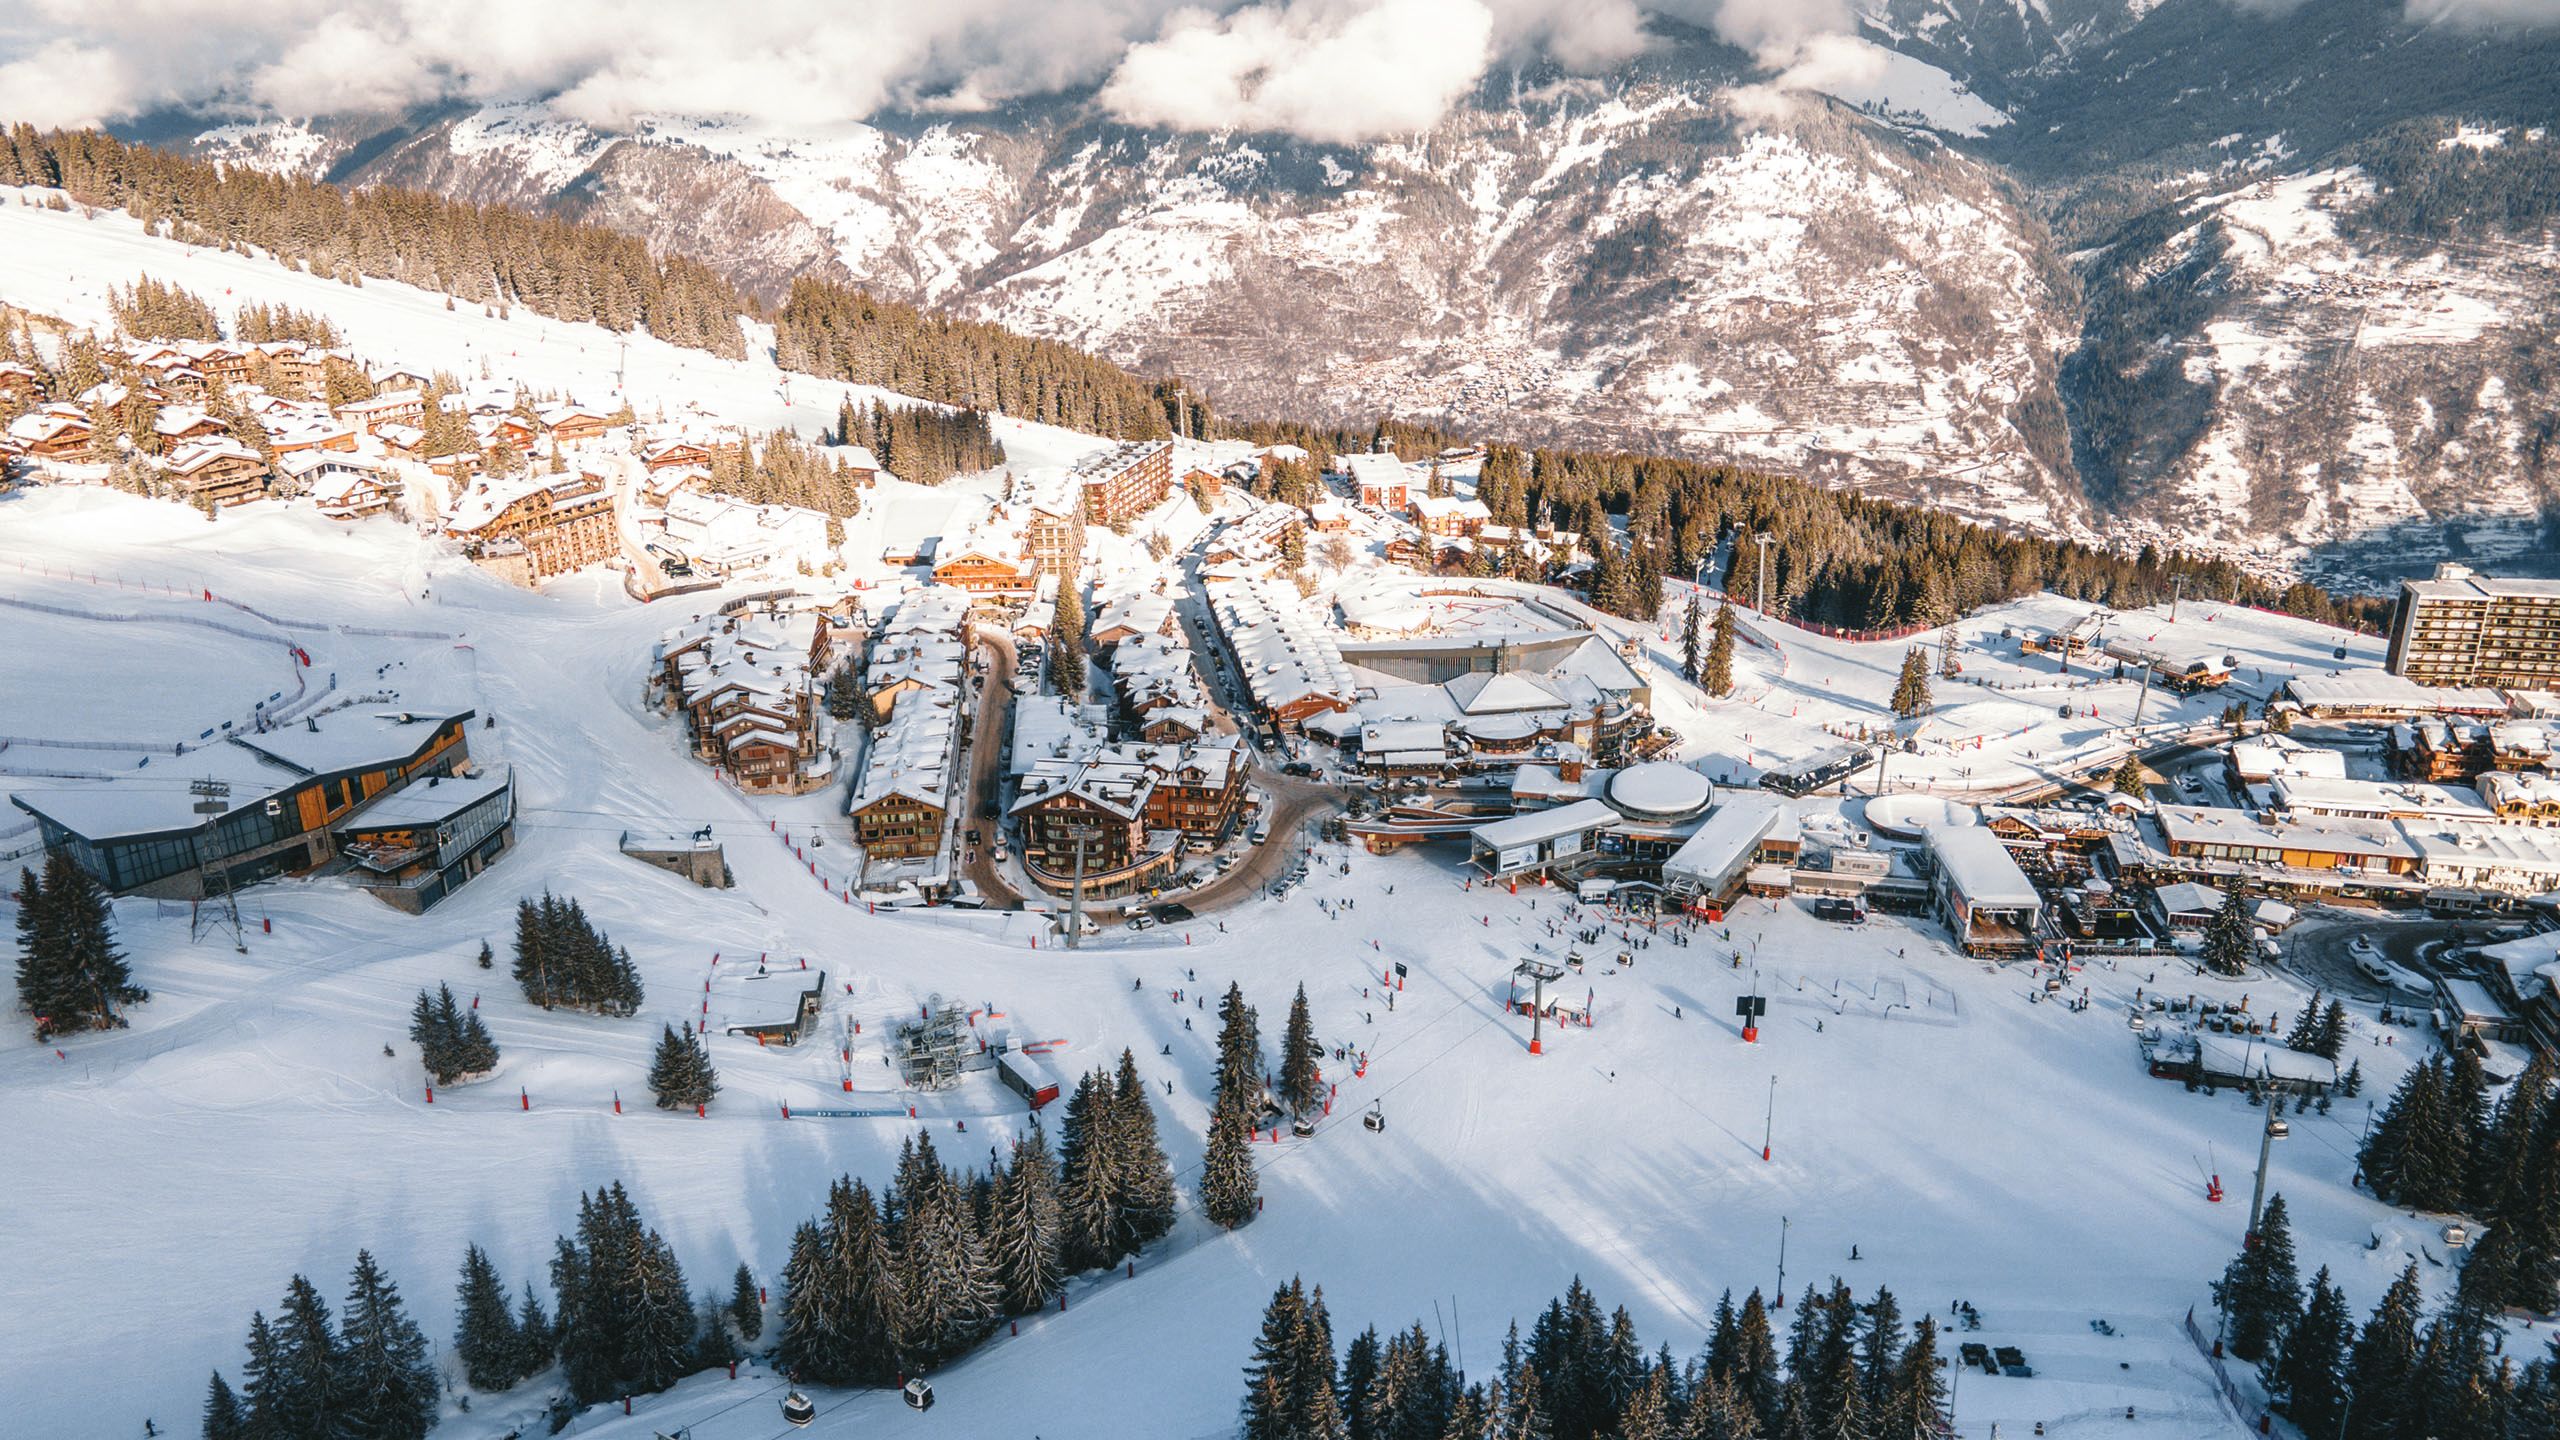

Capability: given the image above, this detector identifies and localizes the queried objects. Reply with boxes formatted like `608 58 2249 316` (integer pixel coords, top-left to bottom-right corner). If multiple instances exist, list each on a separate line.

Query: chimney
1559 756 1586 783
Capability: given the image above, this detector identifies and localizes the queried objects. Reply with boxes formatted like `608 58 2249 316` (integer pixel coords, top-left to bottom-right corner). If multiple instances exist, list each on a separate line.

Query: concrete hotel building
2387 564 2560 689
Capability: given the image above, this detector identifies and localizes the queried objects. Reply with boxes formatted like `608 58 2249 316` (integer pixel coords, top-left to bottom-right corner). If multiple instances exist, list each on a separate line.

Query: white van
1249 817 1272 844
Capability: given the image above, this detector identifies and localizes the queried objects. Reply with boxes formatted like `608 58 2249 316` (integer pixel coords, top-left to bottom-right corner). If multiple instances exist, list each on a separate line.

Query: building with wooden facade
1071 439 1174 526
335 770 517 913
443 469 617 584
11 710 479 900
164 438 271 507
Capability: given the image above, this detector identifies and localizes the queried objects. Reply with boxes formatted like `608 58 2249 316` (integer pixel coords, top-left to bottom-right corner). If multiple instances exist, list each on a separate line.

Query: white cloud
1097 0 1498 143
0 0 2548 146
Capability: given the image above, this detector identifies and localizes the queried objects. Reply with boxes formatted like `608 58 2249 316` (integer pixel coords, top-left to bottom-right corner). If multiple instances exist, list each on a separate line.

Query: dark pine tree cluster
1202 982 1267 1231
0 127 747 358
202 1253 438 1440
510 892 643 1015
1241 1274 1951 1440
109 275 222 340
774 276 1169 440
646 1021 720 1111
550 1183 700 1406
450 1243 556 1395
233 302 344 347
779 1115 1150 1388
836 399 1007 485
2283 993 2351 1061
2208 1192 2560 1440
407 982 500 1086
2360 1050 2560 1314
698 428 874 519
12 850 145 1040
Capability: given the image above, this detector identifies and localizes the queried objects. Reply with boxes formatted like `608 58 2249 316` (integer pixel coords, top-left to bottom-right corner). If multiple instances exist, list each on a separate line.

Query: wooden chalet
164 438 270 507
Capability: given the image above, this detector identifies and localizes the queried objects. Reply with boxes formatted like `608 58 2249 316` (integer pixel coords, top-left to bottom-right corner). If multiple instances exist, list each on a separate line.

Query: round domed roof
1862 794 1979 841
1608 762 1714 821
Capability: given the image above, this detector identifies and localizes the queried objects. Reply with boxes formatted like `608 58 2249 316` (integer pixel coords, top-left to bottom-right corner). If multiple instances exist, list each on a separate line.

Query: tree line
2356 1047 2560 1314
511 891 643 1016
696 428 874 520
833 398 1006 486
1241 1274 1950 1440
776 1063 1170 1389
2212 1194 2560 1440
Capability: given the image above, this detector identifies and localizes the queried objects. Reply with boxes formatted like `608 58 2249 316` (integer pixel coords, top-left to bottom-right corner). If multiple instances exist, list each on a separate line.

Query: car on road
966 828 982 845
1126 911 1158 931
2349 934 2380 959
1152 902 1195 924
1281 761 1318 778
2176 774 2203 795
979 800 1000 820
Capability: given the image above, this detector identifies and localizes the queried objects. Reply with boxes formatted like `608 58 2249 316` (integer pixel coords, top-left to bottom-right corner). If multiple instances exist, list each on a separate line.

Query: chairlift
781 1390 817 1427
903 1377 936 1411
1363 1104 1385 1133
1291 1117 1316 1139
2266 1118 2291 1139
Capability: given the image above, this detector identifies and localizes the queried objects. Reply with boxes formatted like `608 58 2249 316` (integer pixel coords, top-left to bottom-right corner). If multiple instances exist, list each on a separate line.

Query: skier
1674 1005 1682 1019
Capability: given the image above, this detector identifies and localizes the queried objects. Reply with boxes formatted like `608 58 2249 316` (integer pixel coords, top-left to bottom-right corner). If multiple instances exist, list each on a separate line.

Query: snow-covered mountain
160 2 2560 584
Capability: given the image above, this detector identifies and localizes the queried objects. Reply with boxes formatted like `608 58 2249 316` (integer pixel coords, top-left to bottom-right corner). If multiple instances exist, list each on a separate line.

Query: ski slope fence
2183 1306 2272 1436
3 557 456 640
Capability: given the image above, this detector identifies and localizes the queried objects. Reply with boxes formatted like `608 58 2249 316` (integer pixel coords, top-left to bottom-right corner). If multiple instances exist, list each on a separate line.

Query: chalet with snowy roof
1071 439 1174 525
369 365 433 393
374 423 428 459
473 413 537 452
152 407 229 445
442 468 616 584
1200 503 1304 568
1209 581 1357 730
1182 466 1228 506
2479 771 2560 822
537 403 614 444
7 406 94 459
185 342 254 386
1308 501 1353 534
848 638 963 862
642 437 713 472
1090 592 1178 650
334 390 427 436
11 708 479 900
1009 735 1250 897
266 415 361 457
0 361 41 404
282 451 399 519
163 438 270 507
1343 452 1411 511
657 601 839 795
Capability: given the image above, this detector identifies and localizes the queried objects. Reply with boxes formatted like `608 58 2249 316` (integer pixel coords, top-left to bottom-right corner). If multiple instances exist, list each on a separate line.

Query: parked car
966 828 982 846
1126 912 1159 931
2349 934 2380 959
1152 902 1195 924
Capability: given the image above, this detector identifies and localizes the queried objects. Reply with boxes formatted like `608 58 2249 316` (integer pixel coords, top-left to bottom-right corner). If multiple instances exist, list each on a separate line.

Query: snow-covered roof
1928 826 2040 908
336 771 510 829
2284 672 2506 714
2196 1035 2336 1086
1662 793 1786 889
2152 881 2225 918
1471 798 1623 851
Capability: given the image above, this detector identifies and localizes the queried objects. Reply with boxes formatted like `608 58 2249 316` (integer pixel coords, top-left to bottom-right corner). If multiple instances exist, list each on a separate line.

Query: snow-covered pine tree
1879 1318 1948 1440
2200 880 2255 977
2211 1192 2302 1362
1857 1286 1904 1420
1731 1289 1783 1433
2110 756 2147 798
201 1369 248 1440
647 1022 718 1111
1290 1285 1348 1440
989 1132 1064 1314
337 1249 436 1440
236 1313 283 1439
2267 1266 2351 1440
825 1177 907 1385
1200 1084 1261 1229
2283 993 2323 1053
1889 647 1931 718
1341 1326 1382 1440
407 988 452 1084
1704 603 1737 699
776 1219 841 1381
1680 597 1704 684
511 897 551 1007
1277 985 1322 1118
2310 998 2349 1061
1057 1069 1120 1271
266 1275 342 1440
1214 982 1263 1112
511 1282 553 1383
14 849 143 1037
904 1155 1001 1362
623 1227 697 1394
453 1244 518 1391
1240 1279 1309 1440
727 1262 763 1343
1112 1050 1178 1252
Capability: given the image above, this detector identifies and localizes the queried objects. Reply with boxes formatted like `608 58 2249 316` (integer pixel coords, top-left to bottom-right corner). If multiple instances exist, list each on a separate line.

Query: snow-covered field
0 487 2443 1440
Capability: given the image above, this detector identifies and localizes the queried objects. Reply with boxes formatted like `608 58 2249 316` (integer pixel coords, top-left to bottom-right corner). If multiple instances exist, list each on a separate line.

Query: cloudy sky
0 0 2548 141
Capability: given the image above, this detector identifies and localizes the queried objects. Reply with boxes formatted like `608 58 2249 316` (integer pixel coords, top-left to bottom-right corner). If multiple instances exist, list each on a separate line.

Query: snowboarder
1674 1005 1682 1019
1850 1245 1860 1261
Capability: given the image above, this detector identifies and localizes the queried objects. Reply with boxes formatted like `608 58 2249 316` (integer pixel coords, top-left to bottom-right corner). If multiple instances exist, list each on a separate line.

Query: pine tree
989 1132 1064 1314
1242 1279 1310 1440
268 1275 343 1440
1112 1049 1178 1253
1889 648 1931 718
511 1282 553 1382
2105 755 2147 798
1202 1077 1263 1229
13 850 143 1037
1292 1285 1349 1440
623 1226 697 1394
454 1243 519 1391
727 1262 763 1342
1051 581 1087 696
1695 602 1741 699
2200 879 2255 978
1731 1291 1782 1434
1856 1288 1903 1421
237 1313 284 1439
1680 597 1704 685
1279 983 1323 1118
1345 1326 1385 1440
827 1178 907 1384
647 1021 719 1111
337 1250 436 1440
2211 1192 2302 1363
2310 998 2349 1061
1057 1069 1120 1271
1877 1319 1946 1440
202 1371 248 1440
1215 981 1264 1112
408 987 450 1083
2283 992 2323 1053
2267 1266 2351 1439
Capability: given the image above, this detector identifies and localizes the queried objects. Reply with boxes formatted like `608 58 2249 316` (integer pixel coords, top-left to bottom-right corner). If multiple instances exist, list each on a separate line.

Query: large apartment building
1072 440 1174 526
443 469 618 584
2387 564 2560 689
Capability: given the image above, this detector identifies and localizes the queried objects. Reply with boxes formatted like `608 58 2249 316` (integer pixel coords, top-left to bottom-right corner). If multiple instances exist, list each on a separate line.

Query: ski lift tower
188 778 247 952
896 993 975 1091
1514 958 1565 1056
